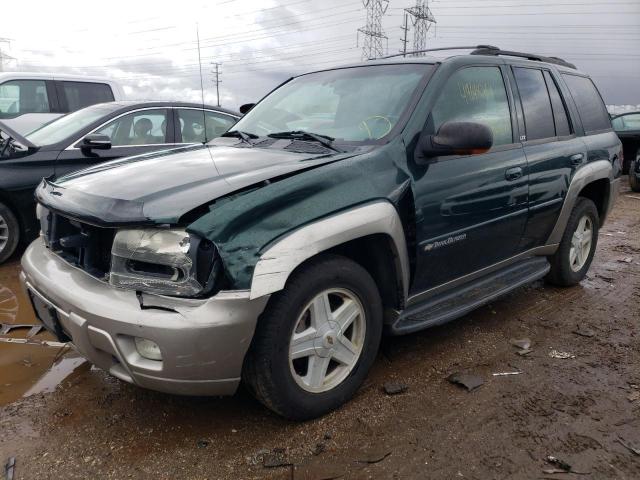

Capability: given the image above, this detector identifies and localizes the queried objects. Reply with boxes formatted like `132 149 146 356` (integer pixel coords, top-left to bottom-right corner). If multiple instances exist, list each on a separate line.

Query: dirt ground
0 181 639 480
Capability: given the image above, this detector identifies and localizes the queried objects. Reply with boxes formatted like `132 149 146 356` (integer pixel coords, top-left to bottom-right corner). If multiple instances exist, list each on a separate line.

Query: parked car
0 101 239 263
611 112 640 175
21 46 621 420
0 72 125 134
628 154 640 192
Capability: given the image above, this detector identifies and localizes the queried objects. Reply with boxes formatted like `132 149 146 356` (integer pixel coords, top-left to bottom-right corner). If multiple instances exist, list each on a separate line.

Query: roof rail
378 45 499 60
470 46 576 69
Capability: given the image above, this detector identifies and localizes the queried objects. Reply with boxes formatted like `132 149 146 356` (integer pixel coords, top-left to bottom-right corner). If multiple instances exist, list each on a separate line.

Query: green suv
22 46 622 420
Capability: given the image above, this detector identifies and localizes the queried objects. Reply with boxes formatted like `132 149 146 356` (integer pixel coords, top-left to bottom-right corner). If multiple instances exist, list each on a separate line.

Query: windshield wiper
221 130 259 146
268 130 343 153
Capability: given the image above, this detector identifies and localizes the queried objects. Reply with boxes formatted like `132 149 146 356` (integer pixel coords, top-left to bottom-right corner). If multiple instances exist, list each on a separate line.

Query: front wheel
546 197 599 286
629 162 640 192
243 254 383 420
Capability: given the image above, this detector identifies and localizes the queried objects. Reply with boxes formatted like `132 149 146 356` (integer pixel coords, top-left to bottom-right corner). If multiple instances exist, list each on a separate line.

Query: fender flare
546 159 613 246
249 201 410 300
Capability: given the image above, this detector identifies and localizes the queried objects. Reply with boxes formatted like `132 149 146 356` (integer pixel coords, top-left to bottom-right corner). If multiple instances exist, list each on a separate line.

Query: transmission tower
357 0 389 60
405 0 436 56
211 62 222 107
0 39 16 72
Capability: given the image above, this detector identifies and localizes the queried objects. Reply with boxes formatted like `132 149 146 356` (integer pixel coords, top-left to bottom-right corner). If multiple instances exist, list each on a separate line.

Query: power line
358 0 389 60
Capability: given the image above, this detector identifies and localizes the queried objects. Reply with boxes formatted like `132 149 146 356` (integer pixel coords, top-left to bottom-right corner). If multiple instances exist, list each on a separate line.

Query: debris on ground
312 442 326 456
545 455 571 472
447 372 484 391
356 446 392 464
4 456 15 480
246 449 270 466
383 381 409 395
196 439 209 449
596 273 615 282
0 324 43 337
510 338 533 355
617 257 633 263
617 438 640 456
548 350 576 359
263 448 291 468
572 325 596 338
492 371 523 376
628 391 640 403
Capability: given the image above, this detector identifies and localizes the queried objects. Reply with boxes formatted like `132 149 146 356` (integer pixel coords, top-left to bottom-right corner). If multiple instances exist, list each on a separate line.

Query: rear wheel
243 254 382 420
0 202 19 264
546 197 599 286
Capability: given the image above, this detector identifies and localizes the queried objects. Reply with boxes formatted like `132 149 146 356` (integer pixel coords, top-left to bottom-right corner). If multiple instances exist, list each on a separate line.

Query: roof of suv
104 100 240 117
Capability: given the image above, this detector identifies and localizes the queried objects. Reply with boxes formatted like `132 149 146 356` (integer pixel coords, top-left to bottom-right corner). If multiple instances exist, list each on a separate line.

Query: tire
629 162 640 192
243 254 383 420
546 197 599 287
0 202 20 264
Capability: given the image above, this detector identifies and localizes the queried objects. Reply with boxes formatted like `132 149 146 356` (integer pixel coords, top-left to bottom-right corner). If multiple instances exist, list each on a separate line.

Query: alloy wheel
569 215 593 272
289 288 366 393
0 212 8 255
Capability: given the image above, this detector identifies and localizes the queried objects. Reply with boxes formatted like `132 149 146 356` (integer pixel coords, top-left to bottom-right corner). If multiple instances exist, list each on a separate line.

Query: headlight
109 229 218 297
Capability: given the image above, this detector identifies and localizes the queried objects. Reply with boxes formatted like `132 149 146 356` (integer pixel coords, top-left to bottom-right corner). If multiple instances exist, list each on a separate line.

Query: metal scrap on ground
447 372 484 391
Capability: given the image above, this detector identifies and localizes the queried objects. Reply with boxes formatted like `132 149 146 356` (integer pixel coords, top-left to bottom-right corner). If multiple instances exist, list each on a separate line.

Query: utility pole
211 62 222 107
0 38 15 72
357 0 389 60
400 12 409 57
405 0 436 56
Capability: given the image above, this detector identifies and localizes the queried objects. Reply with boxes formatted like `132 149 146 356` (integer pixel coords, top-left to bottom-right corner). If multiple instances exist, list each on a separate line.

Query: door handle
505 166 523 181
570 153 584 166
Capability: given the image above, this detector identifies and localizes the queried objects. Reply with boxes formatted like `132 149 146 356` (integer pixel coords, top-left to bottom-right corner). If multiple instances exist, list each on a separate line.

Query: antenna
357 0 389 60
211 62 222 107
196 24 208 143
405 0 436 56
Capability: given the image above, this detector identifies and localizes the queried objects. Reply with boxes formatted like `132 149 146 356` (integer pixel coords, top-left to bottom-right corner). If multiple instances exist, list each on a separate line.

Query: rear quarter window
561 74 611 133
59 81 115 112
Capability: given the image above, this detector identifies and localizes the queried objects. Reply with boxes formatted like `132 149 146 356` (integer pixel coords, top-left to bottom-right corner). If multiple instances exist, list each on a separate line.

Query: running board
390 257 550 335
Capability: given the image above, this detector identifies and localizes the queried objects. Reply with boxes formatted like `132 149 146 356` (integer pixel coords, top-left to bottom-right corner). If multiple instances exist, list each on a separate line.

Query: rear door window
512 67 555 141
0 79 50 118
543 71 572 137
431 66 513 146
58 81 114 112
94 109 169 146
176 108 236 143
561 74 611 133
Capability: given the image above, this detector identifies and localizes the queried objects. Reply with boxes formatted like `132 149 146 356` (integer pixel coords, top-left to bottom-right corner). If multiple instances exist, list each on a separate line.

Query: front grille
41 210 115 280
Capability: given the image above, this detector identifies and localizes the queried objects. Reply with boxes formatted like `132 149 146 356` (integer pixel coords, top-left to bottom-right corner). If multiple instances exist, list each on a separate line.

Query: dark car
22 46 621 420
612 112 640 174
0 101 239 263
611 112 640 190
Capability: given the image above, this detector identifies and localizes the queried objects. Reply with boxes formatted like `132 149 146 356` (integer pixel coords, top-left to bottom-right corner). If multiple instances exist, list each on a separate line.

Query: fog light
134 337 162 361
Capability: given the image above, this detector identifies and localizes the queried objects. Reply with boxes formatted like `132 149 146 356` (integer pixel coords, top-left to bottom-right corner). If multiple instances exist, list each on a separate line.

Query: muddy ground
0 182 639 480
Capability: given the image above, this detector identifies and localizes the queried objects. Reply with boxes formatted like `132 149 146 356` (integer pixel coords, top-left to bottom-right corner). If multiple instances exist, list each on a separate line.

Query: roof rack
379 45 499 60
470 46 576 69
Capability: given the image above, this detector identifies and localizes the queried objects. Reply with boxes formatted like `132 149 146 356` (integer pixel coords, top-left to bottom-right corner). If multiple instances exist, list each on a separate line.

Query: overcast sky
2 0 639 110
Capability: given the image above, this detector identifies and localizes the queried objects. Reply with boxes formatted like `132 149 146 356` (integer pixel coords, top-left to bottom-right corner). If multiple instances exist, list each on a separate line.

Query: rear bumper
20 239 269 396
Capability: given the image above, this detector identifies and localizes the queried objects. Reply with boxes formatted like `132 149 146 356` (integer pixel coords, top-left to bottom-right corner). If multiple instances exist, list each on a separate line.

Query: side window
60 81 114 112
561 74 611 133
0 80 50 118
431 66 513 147
176 109 236 143
612 113 640 132
512 67 555 141
543 71 571 137
94 109 169 146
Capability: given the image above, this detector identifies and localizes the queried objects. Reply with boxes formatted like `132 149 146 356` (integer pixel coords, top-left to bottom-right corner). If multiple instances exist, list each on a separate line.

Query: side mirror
239 103 255 115
416 121 493 164
81 134 111 150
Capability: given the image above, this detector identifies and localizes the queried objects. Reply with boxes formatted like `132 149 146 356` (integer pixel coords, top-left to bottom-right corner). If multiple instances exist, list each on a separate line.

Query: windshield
26 103 119 145
232 64 432 143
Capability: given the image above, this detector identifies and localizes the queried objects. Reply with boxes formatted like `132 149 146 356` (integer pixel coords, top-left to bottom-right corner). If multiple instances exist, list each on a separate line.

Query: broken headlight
109 229 220 297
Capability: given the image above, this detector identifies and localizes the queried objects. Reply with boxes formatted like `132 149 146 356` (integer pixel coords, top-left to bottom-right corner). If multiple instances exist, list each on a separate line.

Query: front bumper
20 239 269 396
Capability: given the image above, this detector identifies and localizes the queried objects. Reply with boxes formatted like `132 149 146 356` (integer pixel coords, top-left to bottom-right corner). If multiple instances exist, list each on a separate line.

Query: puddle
0 260 88 406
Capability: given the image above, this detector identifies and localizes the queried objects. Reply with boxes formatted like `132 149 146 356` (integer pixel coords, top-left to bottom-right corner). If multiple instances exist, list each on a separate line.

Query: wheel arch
546 160 614 246
249 201 410 304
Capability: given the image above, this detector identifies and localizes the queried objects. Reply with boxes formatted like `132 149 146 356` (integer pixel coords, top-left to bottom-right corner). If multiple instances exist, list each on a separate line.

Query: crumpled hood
36 139 357 225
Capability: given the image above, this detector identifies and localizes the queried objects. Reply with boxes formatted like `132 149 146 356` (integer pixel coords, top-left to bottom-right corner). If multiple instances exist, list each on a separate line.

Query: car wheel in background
629 161 640 192
0 202 20 264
